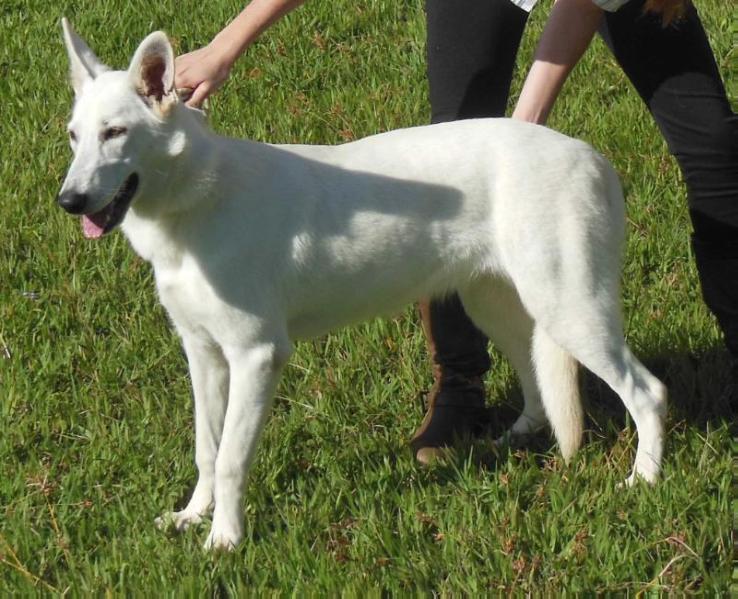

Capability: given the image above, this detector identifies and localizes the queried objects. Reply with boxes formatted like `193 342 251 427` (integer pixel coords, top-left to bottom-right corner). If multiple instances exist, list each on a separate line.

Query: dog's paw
155 510 205 534
494 417 546 450
509 413 547 438
617 474 636 489
618 470 658 489
494 430 535 450
203 528 240 552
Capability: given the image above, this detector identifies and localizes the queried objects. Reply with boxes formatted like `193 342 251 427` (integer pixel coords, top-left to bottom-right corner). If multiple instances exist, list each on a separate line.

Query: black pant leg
421 1 528 381
426 0 529 123
601 1 738 357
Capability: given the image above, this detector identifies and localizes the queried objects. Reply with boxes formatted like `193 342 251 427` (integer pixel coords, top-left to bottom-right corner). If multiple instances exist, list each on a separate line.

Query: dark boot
692 235 738 415
410 294 492 463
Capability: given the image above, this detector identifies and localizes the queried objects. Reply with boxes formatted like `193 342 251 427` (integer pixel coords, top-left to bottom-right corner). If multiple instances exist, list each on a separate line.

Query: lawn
0 0 734 593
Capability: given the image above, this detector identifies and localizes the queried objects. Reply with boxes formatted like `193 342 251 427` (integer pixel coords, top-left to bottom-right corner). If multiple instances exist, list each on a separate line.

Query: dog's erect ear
62 18 109 95
128 31 176 114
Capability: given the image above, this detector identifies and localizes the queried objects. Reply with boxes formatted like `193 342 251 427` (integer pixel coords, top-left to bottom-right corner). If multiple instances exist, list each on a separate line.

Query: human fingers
174 53 202 90
187 81 213 108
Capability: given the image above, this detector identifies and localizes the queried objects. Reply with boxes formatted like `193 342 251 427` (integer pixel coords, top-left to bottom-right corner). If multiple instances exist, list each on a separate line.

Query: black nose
57 191 89 214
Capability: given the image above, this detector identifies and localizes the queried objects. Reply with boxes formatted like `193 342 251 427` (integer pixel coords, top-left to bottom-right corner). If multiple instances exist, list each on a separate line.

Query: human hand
175 42 236 107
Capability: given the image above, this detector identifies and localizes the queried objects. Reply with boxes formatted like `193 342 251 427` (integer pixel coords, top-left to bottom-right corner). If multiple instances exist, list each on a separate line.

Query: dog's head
58 19 185 238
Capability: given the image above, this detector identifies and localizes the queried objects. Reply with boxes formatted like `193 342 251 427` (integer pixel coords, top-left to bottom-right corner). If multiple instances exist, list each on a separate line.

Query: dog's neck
140 104 219 212
121 103 225 266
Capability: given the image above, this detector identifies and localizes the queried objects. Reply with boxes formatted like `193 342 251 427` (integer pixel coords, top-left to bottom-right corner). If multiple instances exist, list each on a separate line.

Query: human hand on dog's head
175 43 235 108
174 0 308 107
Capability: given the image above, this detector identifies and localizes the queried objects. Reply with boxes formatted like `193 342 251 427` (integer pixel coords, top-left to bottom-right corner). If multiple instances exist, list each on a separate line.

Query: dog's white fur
60 22 667 550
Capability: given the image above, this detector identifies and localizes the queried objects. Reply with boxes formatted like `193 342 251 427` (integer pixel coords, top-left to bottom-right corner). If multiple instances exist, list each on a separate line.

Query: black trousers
423 0 738 375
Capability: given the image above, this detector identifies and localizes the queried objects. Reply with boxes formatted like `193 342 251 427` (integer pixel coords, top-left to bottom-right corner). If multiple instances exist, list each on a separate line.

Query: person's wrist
209 30 244 69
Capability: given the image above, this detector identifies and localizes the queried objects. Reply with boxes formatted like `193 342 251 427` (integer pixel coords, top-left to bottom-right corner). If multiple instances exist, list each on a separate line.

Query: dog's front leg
204 340 291 551
156 335 229 533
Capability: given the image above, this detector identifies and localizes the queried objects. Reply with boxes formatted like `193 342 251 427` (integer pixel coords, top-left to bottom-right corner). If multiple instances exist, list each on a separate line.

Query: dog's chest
154 262 220 333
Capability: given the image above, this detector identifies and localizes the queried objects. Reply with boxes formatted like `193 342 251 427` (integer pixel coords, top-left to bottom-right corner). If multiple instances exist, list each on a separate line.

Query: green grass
1 0 735 593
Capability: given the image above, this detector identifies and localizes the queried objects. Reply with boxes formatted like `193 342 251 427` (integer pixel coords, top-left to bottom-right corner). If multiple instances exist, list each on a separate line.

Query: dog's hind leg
521 294 666 484
156 335 229 533
459 278 549 440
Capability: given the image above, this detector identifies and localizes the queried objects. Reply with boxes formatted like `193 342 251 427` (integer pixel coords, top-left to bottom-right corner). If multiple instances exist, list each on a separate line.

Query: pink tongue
82 215 106 239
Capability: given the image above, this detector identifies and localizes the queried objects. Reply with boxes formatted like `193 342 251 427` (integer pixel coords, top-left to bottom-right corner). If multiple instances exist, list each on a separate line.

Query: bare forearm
175 0 307 105
212 0 308 66
513 0 603 124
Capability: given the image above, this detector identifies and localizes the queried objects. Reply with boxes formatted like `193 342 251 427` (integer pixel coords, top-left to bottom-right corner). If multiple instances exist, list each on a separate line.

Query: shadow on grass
584 345 736 429
166 344 735 534
409 344 736 481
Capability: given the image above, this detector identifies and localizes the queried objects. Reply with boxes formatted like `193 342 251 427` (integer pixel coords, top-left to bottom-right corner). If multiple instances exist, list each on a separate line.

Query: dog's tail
533 327 583 463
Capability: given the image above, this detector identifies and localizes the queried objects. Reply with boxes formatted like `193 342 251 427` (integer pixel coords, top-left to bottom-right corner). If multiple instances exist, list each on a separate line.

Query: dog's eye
68 130 77 143
101 126 128 142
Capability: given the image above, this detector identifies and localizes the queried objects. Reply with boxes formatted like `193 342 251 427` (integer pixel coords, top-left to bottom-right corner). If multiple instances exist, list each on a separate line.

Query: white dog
58 21 667 550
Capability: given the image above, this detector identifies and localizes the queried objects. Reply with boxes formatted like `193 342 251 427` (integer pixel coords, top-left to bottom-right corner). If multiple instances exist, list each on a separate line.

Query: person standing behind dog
175 0 737 461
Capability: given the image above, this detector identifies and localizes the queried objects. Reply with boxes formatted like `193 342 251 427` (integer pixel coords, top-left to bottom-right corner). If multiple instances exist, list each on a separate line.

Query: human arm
175 0 307 107
512 0 604 124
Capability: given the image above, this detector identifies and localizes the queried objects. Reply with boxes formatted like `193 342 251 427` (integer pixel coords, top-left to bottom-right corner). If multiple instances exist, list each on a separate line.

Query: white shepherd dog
58 20 667 550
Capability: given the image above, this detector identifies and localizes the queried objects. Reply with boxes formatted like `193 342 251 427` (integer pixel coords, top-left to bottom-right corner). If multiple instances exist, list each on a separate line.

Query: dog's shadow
184 145 469 319
583 345 735 428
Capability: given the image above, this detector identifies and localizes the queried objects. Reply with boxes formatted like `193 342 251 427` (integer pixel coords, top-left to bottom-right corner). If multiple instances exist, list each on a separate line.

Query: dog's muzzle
59 173 140 239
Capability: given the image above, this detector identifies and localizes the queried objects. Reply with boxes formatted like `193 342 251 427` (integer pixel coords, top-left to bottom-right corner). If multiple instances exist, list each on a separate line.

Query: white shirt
510 0 630 12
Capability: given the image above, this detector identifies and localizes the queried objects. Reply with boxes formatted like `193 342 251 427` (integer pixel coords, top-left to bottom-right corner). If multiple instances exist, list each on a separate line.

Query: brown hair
643 0 691 25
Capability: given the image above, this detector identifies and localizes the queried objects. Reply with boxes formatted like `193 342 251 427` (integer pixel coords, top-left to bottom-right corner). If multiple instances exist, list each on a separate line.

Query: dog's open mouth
82 173 139 239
